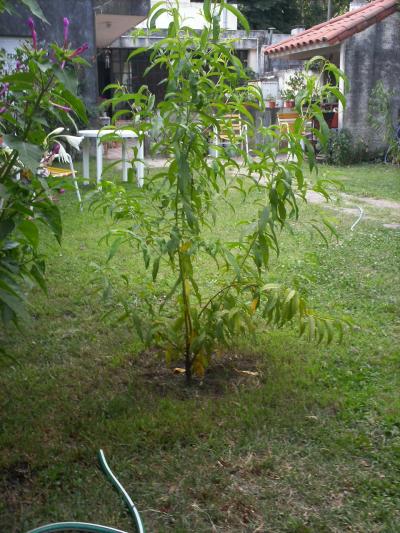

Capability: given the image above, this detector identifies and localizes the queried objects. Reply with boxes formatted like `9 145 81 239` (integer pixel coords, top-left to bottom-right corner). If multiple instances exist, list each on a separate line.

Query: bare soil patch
306 190 400 229
383 223 400 229
133 349 263 399
341 193 400 211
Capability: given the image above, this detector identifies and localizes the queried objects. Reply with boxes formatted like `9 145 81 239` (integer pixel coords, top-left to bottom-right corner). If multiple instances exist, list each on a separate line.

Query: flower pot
284 100 295 108
266 100 276 109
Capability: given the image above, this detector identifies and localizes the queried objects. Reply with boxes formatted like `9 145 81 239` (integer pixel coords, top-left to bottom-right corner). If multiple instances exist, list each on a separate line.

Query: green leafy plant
326 128 354 165
93 2 347 382
0 0 48 22
280 70 307 102
0 14 88 324
323 129 370 166
368 80 400 165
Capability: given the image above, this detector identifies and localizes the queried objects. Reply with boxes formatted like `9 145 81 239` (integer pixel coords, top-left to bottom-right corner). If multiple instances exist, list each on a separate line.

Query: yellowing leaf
250 297 259 313
234 368 259 377
179 241 191 252
165 348 172 364
192 358 205 379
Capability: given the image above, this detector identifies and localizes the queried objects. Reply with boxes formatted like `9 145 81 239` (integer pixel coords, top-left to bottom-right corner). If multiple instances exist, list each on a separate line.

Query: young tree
94 1 347 383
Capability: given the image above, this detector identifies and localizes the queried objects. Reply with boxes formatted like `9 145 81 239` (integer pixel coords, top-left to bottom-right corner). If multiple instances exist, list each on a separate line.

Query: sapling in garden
93 0 348 382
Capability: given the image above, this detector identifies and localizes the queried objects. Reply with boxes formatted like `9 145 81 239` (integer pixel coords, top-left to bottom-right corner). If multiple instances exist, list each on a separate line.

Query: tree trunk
327 0 333 19
185 349 192 384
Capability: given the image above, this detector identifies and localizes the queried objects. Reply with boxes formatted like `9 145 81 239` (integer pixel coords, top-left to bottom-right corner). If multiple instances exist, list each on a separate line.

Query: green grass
319 163 400 201
0 163 399 533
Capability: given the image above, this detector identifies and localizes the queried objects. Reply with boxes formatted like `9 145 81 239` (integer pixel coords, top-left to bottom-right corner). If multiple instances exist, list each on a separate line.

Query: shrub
0 13 88 325
324 129 370 165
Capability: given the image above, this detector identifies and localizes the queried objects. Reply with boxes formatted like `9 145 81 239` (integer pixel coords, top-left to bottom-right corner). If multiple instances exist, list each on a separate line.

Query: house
1 0 292 110
0 0 150 107
102 0 289 102
263 0 400 151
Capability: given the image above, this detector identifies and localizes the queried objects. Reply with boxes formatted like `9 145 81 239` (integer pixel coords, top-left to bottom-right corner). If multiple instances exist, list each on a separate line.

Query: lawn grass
0 163 399 532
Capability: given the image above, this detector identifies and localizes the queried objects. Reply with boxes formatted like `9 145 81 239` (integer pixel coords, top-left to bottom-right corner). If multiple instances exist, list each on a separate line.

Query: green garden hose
98 450 145 533
26 522 128 532
25 451 145 533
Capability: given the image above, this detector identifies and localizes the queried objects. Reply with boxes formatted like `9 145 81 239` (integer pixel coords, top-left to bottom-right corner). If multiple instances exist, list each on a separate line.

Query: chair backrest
277 112 299 134
46 166 73 177
46 152 82 210
219 114 244 139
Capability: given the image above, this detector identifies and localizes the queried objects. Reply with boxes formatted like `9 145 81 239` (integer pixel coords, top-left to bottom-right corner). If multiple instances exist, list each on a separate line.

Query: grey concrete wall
343 12 400 151
0 0 150 108
0 0 98 107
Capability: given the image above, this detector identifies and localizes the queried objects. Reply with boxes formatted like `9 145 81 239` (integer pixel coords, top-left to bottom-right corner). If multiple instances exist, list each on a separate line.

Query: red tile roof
264 0 398 56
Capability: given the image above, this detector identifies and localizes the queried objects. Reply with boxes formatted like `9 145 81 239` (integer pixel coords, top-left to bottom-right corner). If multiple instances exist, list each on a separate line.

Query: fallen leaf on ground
234 368 259 377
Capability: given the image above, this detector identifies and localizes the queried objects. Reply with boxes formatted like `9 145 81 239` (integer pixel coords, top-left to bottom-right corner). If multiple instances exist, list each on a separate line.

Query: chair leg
137 139 144 187
210 126 219 158
243 125 249 156
67 155 83 211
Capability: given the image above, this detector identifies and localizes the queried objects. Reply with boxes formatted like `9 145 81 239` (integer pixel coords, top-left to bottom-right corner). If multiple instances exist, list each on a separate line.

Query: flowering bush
0 13 88 325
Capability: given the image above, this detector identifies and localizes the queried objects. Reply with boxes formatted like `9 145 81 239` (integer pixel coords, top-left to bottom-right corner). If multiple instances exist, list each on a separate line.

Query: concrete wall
343 12 400 150
113 29 277 77
137 0 238 30
0 0 98 107
0 0 150 108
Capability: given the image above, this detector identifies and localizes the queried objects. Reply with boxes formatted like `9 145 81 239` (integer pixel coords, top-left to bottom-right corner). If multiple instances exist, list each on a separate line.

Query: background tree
238 0 301 32
239 0 353 32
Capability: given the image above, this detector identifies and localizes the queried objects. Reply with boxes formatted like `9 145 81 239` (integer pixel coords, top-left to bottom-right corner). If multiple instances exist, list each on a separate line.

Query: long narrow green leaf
224 2 249 33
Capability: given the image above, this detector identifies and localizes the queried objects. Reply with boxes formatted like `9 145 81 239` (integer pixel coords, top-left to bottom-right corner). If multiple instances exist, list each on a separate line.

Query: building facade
0 0 150 107
263 0 400 150
0 1 293 116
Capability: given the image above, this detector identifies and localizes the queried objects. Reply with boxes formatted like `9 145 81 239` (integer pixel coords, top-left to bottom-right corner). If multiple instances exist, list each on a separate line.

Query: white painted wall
137 0 237 30
0 36 31 72
247 49 258 74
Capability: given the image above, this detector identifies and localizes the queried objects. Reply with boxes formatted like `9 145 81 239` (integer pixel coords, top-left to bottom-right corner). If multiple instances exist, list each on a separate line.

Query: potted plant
281 71 307 108
281 89 295 108
265 95 276 109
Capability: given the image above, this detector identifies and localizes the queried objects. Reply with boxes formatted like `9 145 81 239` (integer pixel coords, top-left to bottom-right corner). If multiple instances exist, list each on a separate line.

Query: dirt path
341 193 400 211
306 190 400 230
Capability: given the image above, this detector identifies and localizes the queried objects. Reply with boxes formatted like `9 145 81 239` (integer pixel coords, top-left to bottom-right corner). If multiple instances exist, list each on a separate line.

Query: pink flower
49 101 72 113
0 83 9 97
0 107 6 114
63 17 69 48
28 17 37 50
69 42 89 59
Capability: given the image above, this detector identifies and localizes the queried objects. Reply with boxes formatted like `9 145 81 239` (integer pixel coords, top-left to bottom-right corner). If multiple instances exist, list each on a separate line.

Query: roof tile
264 0 398 55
